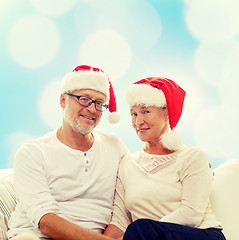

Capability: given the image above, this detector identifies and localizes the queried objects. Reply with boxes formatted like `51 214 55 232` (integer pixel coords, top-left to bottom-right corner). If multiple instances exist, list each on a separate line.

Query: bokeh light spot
5 132 34 166
194 40 239 86
193 105 239 160
8 14 60 68
79 30 132 81
185 0 239 42
39 80 62 129
30 0 78 16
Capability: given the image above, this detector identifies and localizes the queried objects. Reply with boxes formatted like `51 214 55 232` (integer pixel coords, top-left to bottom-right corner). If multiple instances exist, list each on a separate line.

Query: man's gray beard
63 107 95 136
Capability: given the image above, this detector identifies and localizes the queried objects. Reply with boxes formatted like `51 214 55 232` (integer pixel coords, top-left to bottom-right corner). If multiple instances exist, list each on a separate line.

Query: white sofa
0 160 238 240
210 159 239 240
0 168 15 240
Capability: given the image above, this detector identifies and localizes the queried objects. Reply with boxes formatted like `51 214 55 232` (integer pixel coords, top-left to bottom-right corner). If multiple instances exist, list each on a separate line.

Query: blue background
1 0 239 169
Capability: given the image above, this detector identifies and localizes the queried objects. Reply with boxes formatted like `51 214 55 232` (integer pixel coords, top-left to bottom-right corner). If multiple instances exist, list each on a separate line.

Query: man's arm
39 213 118 240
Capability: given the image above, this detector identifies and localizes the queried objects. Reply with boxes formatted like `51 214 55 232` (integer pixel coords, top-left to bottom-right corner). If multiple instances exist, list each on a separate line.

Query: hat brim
126 84 166 107
61 71 110 100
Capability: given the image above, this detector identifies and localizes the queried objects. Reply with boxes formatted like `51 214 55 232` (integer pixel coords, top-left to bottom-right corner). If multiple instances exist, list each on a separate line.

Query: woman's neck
143 141 174 155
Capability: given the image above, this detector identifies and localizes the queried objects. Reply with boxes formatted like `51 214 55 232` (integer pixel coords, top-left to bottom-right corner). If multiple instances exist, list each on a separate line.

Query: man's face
62 89 106 135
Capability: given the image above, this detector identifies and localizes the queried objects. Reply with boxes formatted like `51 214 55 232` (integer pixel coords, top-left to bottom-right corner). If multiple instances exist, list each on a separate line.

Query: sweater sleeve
160 148 213 227
14 143 58 227
109 173 132 232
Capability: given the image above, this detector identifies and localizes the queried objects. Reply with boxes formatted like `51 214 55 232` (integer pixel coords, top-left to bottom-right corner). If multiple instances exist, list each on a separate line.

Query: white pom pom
160 130 181 150
11 234 41 240
108 112 120 124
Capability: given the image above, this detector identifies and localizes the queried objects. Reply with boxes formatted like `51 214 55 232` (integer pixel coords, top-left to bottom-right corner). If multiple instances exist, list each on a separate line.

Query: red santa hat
126 76 186 150
61 65 119 124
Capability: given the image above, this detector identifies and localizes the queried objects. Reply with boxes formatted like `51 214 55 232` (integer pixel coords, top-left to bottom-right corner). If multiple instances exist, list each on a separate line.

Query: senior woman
104 77 226 240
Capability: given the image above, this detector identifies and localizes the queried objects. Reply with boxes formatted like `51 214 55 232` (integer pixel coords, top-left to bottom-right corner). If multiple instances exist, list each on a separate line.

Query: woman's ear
164 109 169 121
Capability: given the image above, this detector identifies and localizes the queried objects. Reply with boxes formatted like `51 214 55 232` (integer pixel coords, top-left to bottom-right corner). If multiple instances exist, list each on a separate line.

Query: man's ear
60 94 66 109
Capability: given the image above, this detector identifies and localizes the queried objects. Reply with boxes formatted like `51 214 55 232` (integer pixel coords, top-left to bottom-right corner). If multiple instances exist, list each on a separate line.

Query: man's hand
39 213 115 240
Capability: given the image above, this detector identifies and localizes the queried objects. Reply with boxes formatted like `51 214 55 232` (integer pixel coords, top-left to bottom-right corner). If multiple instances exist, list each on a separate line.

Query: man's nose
86 101 97 112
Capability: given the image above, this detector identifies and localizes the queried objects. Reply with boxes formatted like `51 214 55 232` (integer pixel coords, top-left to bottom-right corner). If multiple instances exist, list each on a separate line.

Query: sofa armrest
0 168 16 240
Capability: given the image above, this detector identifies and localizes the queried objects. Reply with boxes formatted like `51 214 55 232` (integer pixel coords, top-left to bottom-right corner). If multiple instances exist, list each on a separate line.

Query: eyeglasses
65 93 108 112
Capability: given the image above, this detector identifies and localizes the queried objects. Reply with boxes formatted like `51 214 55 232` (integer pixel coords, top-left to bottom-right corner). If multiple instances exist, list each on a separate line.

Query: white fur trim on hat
160 130 182 151
61 71 110 100
126 84 166 107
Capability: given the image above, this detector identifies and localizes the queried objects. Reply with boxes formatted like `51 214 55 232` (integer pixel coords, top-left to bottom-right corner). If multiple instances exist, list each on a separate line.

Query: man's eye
96 102 103 107
80 97 89 102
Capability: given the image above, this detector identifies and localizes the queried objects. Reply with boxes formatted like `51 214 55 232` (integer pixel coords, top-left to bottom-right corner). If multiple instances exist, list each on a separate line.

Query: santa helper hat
126 77 186 150
61 65 120 124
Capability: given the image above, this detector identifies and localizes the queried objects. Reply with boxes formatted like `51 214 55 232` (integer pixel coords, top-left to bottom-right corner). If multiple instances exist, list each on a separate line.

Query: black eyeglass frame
65 93 108 112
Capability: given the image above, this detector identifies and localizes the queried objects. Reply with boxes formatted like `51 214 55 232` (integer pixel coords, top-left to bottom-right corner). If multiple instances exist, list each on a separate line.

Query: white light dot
39 80 62 129
219 45 239 117
193 105 239 160
183 0 196 5
79 30 132 81
122 0 162 50
179 81 205 125
8 14 60 68
5 132 34 166
0 0 13 15
82 0 108 3
194 40 239 86
75 1 126 37
185 0 239 42
30 0 78 16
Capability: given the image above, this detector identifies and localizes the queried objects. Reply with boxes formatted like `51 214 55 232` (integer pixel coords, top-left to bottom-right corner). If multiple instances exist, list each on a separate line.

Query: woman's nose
135 116 144 127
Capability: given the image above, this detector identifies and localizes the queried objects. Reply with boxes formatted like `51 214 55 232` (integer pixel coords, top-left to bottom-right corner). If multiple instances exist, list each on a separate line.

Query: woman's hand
104 224 124 239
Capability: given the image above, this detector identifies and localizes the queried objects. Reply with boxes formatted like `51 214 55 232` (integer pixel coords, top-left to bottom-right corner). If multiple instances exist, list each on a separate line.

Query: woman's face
130 105 169 143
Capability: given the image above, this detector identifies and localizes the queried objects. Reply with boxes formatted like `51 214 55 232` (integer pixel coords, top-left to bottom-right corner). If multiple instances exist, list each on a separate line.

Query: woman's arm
160 149 213 227
104 224 124 239
107 167 132 234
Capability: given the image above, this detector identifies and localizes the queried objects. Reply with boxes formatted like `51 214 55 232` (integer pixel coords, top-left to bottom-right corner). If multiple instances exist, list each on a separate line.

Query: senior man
8 65 127 240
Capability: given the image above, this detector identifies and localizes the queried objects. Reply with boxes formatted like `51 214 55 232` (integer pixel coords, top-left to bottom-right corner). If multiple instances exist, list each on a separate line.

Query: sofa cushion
211 159 239 240
0 169 16 240
0 161 238 240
